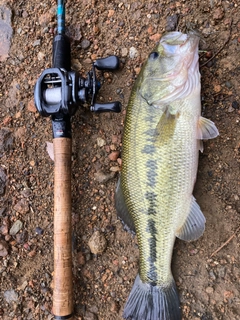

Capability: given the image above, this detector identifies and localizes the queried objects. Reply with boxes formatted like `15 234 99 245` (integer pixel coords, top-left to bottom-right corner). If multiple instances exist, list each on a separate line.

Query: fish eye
149 52 159 60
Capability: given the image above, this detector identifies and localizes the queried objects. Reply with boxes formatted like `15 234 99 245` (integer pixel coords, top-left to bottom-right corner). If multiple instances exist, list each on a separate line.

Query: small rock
108 151 120 161
217 265 226 278
232 101 239 110
213 8 224 20
206 286 214 294
0 224 8 235
66 24 82 41
0 240 9 257
27 99 37 113
4 290 18 303
13 199 29 214
16 230 28 244
108 9 115 17
33 39 41 47
39 12 53 27
94 170 115 183
225 81 232 88
121 47 128 57
209 269 216 281
149 33 162 42
110 301 119 313
88 230 107 255
129 47 139 59
9 220 23 236
22 10 28 18
96 137 106 147
0 167 6 195
110 166 120 172
0 5 13 61
28 250 37 257
77 251 86 265
35 227 44 235
0 127 14 157
37 51 45 61
81 39 91 49
165 14 178 31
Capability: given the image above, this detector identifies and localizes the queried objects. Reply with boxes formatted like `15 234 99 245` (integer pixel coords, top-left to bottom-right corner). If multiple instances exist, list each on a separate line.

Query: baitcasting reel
34 55 121 118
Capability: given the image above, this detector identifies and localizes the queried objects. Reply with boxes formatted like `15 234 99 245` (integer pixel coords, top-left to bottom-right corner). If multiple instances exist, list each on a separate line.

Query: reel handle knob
91 102 122 113
94 56 119 71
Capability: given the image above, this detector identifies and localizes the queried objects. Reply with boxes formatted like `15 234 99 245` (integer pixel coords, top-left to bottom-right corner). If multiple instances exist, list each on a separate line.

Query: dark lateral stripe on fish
142 144 156 154
145 191 158 215
146 218 158 283
146 159 158 187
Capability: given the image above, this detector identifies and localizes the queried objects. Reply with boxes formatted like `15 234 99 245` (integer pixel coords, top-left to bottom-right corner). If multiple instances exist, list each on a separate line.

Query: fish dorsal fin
197 116 219 140
175 196 206 241
115 177 136 233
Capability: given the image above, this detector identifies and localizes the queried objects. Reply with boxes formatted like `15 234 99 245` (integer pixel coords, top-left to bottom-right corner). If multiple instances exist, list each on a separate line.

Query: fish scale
115 31 219 320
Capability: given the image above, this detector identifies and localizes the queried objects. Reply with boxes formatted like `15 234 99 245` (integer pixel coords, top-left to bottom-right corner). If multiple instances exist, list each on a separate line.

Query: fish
115 31 219 320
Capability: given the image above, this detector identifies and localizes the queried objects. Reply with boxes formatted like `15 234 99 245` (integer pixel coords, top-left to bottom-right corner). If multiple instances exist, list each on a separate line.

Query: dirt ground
0 0 239 319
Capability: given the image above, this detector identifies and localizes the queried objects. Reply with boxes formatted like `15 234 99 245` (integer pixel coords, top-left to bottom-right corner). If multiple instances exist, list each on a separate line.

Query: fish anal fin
115 177 136 233
175 196 206 241
197 116 219 140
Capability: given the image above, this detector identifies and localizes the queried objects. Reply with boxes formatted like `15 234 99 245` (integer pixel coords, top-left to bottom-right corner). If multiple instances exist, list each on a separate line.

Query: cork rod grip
53 138 73 320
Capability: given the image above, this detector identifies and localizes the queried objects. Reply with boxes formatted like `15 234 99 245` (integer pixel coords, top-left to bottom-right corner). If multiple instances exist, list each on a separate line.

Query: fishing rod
34 1 121 319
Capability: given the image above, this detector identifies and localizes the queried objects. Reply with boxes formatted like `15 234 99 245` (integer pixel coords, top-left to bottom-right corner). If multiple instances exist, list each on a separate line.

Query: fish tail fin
123 274 181 320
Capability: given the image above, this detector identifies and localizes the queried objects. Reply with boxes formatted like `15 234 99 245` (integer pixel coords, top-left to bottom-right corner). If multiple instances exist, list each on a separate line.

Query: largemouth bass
115 31 219 320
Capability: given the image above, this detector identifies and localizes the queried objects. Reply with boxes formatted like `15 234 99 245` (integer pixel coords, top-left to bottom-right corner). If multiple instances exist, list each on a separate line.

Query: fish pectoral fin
154 108 178 146
115 176 136 233
175 196 206 241
197 116 219 140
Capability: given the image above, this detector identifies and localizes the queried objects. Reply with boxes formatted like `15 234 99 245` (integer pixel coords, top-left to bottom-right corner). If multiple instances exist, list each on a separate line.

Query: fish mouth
160 31 189 45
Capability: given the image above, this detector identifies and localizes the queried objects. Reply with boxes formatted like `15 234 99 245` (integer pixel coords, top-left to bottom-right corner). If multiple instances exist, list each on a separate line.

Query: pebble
121 47 128 57
88 230 107 254
232 101 239 109
165 14 178 31
225 81 232 88
27 99 37 113
94 170 115 183
96 137 106 147
213 8 224 20
0 166 6 195
0 240 9 257
110 301 119 312
13 199 29 214
209 269 216 281
108 151 120 161
35 227 44 235
33 39 41 47
0 5 13 62
9 220 23 236
81 39 91 49
149 33 162 42
37 51 45 61
206 286 214 294
4 289 18 303
16 229 28 244
77 251 86 265
129 47 139 59
0 127 14 157
66 24 82 41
